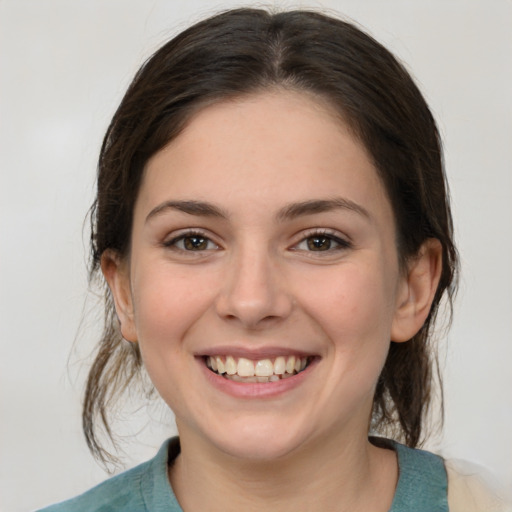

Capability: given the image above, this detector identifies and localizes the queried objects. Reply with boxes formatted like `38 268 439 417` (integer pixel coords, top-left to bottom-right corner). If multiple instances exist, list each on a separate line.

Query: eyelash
163 229 351 254
163 230 219 252
292 229 352 253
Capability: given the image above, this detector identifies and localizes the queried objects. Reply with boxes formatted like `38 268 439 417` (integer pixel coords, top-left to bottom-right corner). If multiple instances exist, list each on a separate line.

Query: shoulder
36 438 180 512
389 442 448 511
389 442 512 512
446 459 512 512
36 460 150 512
391 442 512 512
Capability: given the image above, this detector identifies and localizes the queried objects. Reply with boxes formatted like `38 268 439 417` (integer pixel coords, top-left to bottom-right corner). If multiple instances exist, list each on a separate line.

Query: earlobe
100 250 138 343
391 239 443 343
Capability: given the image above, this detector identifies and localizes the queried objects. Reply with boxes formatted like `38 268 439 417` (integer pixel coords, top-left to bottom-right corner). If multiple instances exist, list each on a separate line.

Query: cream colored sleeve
446 459 512 512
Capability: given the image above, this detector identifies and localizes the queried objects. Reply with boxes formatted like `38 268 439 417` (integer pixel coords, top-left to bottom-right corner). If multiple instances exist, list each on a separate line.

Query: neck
169 428 397 512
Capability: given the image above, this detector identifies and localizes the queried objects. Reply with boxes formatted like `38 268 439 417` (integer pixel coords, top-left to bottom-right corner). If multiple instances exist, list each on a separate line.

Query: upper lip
195 346 318 359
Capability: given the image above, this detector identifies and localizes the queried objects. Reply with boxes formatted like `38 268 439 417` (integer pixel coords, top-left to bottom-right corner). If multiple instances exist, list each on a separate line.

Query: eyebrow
276 198 371 222
145 197 370 224
146 200 229 223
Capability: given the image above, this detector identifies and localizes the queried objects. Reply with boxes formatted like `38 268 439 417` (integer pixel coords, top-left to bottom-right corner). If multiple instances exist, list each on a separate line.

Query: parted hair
84 8 458 465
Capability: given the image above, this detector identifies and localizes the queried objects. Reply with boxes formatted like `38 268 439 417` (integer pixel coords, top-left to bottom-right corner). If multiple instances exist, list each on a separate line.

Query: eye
165 232 219 251
294 231 351 252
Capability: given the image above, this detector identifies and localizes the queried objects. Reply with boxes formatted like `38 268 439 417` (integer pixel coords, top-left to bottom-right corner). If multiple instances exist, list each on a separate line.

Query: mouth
204 355 313 383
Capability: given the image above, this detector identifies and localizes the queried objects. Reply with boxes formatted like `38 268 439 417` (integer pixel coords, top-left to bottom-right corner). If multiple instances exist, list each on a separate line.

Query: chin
204 418 310 462
218 438 299 462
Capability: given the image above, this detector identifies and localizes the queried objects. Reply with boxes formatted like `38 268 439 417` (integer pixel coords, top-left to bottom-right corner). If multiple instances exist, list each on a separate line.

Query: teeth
225 356 237 375
216 356 225 374
255 359 273 377
206 355 310 381
285 356 296 374
274 356 285 375
237 357 255 377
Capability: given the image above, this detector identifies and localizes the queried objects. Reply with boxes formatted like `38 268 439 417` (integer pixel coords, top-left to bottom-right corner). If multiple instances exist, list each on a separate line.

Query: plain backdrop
1 1 511 510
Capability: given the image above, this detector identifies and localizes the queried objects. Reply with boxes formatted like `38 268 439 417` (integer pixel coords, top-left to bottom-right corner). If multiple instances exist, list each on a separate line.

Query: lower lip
199 358 318 399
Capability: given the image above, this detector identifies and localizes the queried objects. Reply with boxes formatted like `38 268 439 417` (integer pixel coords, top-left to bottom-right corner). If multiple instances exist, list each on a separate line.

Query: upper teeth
206 355 308 378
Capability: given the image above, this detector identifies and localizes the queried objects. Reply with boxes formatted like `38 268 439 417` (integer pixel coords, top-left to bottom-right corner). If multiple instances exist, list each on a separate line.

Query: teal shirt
37 438 448 511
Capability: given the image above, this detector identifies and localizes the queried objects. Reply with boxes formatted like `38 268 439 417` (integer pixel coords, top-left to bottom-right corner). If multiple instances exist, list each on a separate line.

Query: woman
38 8 510 511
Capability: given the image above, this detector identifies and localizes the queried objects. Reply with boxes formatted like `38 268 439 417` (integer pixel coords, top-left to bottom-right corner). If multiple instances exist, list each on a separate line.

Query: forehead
137 91 392 225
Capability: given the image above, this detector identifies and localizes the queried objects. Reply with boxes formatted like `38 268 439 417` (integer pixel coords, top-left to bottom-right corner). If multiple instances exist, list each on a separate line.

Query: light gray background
1 1 511 510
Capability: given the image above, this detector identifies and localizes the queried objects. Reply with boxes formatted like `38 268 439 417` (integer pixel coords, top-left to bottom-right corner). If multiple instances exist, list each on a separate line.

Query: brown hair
84 8 458 465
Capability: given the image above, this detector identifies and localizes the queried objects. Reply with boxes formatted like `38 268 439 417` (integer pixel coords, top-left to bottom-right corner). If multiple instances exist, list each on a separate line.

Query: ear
100 249 138 343
391 239 443 343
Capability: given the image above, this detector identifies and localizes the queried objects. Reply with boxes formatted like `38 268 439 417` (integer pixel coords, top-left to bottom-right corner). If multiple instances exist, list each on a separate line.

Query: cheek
129 265 220 412
296 261 398 339
131 264 218 346
294 260 398 393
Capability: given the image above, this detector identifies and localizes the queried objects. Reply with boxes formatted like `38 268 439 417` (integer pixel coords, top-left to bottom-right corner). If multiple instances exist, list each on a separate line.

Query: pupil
308 236 331 251
184 236 207 250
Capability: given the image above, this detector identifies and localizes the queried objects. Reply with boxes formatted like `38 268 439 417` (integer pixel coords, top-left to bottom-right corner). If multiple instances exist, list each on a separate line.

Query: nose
214 245 293 329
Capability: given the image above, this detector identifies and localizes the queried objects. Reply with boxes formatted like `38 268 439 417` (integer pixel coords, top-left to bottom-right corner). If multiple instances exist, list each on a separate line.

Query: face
105 91 429 462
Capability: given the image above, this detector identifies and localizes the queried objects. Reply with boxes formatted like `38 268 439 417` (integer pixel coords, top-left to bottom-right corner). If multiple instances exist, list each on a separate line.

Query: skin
102 91 442 511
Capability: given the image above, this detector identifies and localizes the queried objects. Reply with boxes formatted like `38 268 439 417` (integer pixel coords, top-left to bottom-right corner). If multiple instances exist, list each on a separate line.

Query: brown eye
183 235 209 250
293 231 351 254
307 236 332 251
165 232 219 251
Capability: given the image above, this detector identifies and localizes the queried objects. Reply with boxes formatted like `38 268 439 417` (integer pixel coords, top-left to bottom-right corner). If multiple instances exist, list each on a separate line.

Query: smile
205 355 311 383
